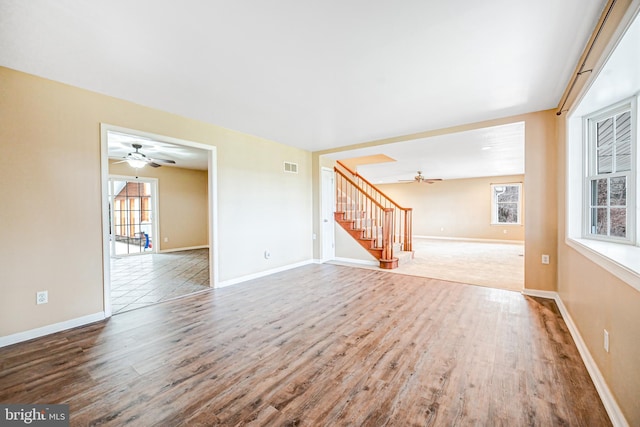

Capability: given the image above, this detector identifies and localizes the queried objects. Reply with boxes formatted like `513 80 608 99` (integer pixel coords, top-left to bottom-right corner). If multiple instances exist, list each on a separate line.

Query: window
491 183 521 225
565 9 640 290
585 103 635 243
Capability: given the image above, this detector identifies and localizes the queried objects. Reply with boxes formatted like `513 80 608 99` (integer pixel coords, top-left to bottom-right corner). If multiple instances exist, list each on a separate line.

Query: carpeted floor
331 238 524 292
393 238 524 291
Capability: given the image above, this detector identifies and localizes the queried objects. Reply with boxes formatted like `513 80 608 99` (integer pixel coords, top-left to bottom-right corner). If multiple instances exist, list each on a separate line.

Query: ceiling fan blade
149 158 176 164
148 162 162 168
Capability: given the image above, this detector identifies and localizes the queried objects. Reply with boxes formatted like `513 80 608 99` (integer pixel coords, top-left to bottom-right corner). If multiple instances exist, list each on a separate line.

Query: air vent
284 162 298 174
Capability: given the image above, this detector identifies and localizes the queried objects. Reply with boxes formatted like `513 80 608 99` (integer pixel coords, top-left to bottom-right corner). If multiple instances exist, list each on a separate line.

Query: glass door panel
109 178 156 256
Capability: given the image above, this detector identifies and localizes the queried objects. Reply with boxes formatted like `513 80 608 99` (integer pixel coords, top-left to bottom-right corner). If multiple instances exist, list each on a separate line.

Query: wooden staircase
334 210 398 269
333 162 413 269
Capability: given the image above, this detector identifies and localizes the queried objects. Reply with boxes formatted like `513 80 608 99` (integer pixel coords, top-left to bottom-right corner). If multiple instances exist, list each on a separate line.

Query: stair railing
336 161 413 252
334 167 395 264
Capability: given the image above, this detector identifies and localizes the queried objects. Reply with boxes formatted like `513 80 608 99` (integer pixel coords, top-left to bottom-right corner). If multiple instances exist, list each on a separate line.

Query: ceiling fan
400 171 442 184
117 143 177 169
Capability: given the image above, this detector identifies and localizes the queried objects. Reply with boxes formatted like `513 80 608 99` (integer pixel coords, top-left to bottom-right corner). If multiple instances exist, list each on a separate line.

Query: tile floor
110 249 210 314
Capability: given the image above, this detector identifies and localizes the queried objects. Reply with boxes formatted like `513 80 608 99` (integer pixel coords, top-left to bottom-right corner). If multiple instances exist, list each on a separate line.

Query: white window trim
567 103 640 293
490 183 522 225
582 99 636 244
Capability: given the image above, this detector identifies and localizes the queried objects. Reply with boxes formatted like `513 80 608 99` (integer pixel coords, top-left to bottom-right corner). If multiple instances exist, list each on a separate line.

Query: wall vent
284 162 298 174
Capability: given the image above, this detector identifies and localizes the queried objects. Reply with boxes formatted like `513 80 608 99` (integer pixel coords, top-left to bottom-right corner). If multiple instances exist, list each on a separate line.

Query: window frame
582 98 637 245
490 183 522 225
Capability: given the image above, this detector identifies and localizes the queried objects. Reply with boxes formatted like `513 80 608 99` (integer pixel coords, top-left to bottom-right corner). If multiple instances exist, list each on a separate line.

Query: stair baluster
334 166 399 269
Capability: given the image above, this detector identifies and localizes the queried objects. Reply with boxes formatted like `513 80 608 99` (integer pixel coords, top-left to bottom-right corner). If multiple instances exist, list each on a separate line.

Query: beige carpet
395 238 524 291
332 238 525 292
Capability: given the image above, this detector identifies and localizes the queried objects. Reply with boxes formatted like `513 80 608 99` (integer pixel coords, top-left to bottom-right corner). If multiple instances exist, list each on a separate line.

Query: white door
321 168 335 261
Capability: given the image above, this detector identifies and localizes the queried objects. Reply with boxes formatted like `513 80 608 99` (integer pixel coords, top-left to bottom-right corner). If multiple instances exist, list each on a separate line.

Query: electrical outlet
604 329 610 353
541 254 550 264
37 291 48 305
264 250 271 259
164 237 169 243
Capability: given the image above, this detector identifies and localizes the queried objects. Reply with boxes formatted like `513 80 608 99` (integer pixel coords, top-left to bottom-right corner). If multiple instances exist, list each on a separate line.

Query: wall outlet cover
36 291 48 305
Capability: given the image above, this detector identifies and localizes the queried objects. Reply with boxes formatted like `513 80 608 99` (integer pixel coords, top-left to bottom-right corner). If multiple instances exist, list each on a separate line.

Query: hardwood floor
0 265 610 426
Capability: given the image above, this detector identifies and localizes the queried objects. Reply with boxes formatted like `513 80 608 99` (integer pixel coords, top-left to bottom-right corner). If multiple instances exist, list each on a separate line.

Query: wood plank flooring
0 264 610 426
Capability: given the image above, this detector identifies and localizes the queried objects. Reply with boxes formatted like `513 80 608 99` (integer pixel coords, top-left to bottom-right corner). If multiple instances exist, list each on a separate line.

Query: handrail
336 159 357 176
334 167 387 211
335 160 413 252
335 160 409 211
335 166 395 267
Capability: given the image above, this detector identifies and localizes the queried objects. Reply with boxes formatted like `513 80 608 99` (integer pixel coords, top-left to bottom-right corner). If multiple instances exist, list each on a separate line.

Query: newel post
404 208 413 252
379 208 398 269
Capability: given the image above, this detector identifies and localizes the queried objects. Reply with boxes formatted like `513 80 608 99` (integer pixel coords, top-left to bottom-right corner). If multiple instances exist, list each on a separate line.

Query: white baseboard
522 289 629 427
521 289 557 299
159 245 209 253
216 259 315 288
332 257 379 267
413 235 524 244
0 312 106 348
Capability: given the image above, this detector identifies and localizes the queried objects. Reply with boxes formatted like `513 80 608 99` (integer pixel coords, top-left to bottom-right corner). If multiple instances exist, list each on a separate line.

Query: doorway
100 124 218 317
321 167 335 261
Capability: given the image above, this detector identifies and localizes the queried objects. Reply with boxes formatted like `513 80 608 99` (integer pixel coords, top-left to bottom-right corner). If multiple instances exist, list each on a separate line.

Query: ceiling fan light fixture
126 158 146 169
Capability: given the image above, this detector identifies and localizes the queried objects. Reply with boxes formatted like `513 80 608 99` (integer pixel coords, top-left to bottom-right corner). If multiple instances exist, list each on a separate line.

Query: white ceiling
0 0 606 155
326 122 525 183
108 131 209 170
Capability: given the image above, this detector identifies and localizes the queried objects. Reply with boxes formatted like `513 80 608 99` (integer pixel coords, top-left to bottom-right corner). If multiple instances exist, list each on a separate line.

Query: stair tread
334 208 402 270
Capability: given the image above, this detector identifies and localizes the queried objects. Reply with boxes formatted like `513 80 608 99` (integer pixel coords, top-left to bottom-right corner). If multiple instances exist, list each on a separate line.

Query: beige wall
109 161 208 251
557 246 640 424
315 110 557 292
378 175 525 241
555 1 640 424
523 110 557 292
335 224 377 261
0 67 312 337
559 105 640 425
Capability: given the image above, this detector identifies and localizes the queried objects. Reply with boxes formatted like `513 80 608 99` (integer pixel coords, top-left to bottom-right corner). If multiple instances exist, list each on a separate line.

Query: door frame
108 175 159 257
321 167 336 261
100 124 219 317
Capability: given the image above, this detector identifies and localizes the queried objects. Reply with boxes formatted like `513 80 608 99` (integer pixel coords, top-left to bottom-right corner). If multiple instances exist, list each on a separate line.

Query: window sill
566 237 640 292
